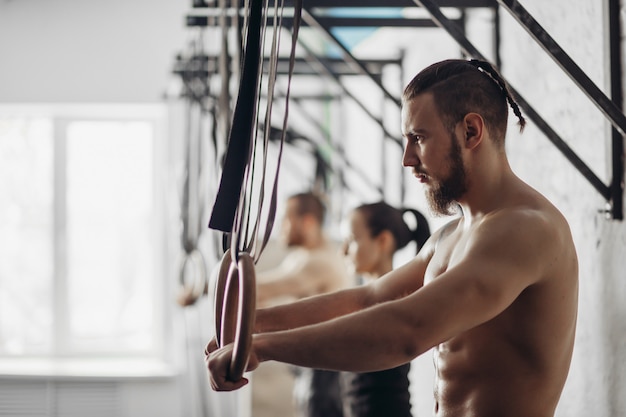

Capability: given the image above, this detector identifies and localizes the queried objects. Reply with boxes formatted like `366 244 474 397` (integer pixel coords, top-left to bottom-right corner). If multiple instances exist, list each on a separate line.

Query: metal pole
608 0 624 220
296 36 403 148
493 4 502 69
301 9 402 108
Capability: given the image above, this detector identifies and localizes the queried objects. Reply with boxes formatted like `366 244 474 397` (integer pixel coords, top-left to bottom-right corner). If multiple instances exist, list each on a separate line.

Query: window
0 105 166 360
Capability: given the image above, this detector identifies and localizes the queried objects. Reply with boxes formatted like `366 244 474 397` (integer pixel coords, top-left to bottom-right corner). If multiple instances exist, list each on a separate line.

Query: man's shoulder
505 182 571 234
308 240 342 256
299 241 342 265
476 206 564 251
475 203 576 278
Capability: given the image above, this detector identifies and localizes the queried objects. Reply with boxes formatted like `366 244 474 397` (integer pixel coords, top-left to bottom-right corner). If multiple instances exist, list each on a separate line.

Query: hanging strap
208 0 303 264
255 0 302 261
208 0 264 236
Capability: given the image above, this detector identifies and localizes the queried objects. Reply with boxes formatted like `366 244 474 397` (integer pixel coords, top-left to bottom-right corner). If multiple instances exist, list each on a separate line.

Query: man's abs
432 330 560 417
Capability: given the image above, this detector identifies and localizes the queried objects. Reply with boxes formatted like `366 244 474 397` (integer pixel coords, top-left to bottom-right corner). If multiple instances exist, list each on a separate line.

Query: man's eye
404 135 423 145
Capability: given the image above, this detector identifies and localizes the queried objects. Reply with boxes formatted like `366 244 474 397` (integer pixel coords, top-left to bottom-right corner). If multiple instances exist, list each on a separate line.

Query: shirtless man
256 191 350 417
256 192 350 306
206 59 579 416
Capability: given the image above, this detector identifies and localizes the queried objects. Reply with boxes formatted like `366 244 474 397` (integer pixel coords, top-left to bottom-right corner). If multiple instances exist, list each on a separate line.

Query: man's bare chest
424 225 468 285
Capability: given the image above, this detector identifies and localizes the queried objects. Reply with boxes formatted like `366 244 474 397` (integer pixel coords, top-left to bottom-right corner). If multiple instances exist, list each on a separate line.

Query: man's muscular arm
254 234 435 333
250 210 557 373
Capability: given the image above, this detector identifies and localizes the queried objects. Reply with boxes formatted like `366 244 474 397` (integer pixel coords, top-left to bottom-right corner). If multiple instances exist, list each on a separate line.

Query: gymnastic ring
178 249 207 301
212 249 232 348
220 252 256 382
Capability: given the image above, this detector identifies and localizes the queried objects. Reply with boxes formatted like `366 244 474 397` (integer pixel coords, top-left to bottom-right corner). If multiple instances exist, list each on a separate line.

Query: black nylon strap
208 0 303 263
208 0 264 233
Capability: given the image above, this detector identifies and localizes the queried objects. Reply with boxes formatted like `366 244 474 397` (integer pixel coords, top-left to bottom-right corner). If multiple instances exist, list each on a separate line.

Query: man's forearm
254 298 420 372
254 286 370 333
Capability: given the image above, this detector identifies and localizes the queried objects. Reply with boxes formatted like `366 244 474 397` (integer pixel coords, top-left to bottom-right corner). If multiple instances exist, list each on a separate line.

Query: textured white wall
0 0 188 103
499 1 626 415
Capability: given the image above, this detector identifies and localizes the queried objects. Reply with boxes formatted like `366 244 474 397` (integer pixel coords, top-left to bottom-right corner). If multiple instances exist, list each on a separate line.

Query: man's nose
402 144 418 167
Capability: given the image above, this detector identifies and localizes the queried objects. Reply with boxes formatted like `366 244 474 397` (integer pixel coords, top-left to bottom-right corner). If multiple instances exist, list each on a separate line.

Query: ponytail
355 202 431 255
401 208 431 254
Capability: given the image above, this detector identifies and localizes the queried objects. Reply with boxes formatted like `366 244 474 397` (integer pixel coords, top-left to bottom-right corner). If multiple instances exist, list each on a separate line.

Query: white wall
499 1 626 415
0 0 188 103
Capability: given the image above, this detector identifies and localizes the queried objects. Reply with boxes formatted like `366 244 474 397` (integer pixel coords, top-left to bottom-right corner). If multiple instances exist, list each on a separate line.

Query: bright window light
65 121 155 354
0 110 163 360
0 117 54 355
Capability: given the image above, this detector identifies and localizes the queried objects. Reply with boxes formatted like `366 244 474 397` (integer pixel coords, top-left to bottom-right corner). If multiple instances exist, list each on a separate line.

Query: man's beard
426 134 468 216
286 234 303 247
285 227 305 247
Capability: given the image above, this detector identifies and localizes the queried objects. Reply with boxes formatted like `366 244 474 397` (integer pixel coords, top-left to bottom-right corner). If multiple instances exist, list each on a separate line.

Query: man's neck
458 158 517 224
302 234 326 250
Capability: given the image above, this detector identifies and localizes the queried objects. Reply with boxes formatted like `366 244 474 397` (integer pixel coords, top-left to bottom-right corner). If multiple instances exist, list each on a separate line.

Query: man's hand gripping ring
213 249 256 381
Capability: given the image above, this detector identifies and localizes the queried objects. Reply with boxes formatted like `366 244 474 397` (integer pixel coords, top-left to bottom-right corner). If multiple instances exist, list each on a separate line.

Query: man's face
401 93 468 216
281 198 305 247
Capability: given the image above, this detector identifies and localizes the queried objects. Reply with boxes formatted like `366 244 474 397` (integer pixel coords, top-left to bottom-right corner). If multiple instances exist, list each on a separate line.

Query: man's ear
463 113 484 150
376 230 395 254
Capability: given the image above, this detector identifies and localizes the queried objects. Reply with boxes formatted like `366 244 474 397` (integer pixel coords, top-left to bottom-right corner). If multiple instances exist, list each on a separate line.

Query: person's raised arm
255 233 435 333
255 284 368 333
256 267 319 306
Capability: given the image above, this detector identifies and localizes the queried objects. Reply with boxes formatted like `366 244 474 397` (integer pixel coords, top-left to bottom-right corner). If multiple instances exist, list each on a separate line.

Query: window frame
0 104 171 371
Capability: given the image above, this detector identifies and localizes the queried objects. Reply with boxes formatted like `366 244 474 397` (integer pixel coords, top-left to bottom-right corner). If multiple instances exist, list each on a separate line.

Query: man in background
256 192 351 417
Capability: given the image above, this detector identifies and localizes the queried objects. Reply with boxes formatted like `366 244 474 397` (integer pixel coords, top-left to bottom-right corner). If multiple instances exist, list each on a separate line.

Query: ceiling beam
284 0 496 8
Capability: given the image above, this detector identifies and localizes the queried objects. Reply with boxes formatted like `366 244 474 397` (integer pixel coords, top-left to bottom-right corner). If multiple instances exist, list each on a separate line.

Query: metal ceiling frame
495 0 624 220
181 0 624 219
408 0 623 219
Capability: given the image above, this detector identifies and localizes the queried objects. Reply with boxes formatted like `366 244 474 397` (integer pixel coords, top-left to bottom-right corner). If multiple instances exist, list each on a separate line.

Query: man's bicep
394 258 529 350
369 254 429 304
367 229 441 304
407 234 544 345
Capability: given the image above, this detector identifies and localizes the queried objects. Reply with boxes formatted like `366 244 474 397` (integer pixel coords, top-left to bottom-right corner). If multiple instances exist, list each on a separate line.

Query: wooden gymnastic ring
221 252 256 382
213 249 232 348
220 261 239 348
178 249 207 302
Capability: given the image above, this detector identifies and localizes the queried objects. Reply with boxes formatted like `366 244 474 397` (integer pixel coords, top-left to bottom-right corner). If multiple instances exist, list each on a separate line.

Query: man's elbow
394 312 437 362
399 325 430 362
361 284 382 309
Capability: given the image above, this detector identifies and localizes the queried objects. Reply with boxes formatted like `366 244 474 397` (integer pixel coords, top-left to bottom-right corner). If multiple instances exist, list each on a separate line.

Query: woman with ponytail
341 202 430 417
